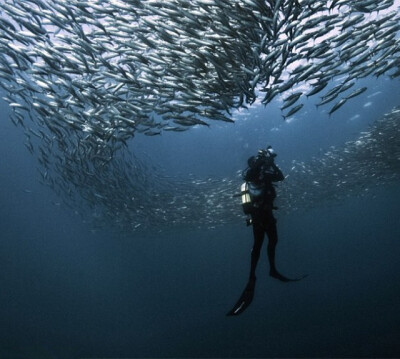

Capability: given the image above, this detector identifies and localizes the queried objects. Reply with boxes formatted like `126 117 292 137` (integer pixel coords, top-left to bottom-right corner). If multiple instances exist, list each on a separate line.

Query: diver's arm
261 162 284 182
270 163 284 182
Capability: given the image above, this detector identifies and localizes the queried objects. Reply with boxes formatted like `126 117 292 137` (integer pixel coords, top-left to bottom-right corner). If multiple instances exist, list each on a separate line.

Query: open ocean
1 48 400 359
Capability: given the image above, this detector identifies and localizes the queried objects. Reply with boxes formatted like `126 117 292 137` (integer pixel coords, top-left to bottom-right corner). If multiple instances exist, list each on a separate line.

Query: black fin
227 278 256 316
270 270 308 282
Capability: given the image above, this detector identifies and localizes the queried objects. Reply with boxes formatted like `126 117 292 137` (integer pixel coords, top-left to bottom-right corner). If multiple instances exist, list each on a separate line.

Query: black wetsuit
244 156 285 282
227 159 304 315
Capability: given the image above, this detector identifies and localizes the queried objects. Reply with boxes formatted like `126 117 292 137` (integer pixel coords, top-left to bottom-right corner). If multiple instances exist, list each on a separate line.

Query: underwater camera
257 145 277 164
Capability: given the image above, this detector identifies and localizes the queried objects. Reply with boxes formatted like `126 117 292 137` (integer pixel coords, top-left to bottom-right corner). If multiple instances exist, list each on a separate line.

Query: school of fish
0 0 399 232
19 104 400 234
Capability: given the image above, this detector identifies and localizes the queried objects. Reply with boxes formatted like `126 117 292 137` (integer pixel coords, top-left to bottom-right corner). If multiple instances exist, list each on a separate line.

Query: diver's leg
249 220 264 281
226 219 262 316
265 218 278 275
265 214 291 282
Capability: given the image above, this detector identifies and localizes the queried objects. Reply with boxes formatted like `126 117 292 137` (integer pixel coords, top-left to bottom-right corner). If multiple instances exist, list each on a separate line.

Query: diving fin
270 270 308 282
226 278 256 316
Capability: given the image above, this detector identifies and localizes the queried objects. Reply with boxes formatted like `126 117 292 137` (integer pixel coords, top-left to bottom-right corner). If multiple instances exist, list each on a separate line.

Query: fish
316 92 341 108
283 104 304 119
306 81 329 97
345 87 368 100
341 14 365 29
328 98 348 116
281 92 302 110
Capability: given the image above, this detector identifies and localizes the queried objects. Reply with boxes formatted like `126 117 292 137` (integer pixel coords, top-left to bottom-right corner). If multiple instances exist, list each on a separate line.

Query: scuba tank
240 182 252 215
240 182 265 215
238 146 281 224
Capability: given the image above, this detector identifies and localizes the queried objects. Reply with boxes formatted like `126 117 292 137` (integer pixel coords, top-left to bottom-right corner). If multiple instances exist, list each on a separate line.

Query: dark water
1 76 400 358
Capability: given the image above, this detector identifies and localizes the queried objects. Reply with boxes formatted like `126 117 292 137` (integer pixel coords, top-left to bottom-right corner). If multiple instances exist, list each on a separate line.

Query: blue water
1 76 400 358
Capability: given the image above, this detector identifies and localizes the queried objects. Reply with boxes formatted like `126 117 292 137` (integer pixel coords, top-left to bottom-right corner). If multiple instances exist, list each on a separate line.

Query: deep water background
1 76 400 358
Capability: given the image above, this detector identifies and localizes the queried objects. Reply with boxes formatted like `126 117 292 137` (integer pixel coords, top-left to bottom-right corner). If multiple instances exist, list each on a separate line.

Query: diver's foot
227 278 256 316
269 269 291 282
269 269 308 282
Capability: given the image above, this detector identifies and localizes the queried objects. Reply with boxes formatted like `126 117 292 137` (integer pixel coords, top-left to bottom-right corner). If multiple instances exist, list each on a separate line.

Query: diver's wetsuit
227 153 296 315
246 160 285 282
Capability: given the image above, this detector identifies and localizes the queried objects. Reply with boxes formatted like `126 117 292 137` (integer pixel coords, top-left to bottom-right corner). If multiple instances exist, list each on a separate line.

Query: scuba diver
227 145 306 316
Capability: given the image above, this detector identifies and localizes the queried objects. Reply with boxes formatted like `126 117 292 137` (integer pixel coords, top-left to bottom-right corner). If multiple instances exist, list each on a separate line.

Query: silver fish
328 97 348 116
345 87 368 100
283 103 304 119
